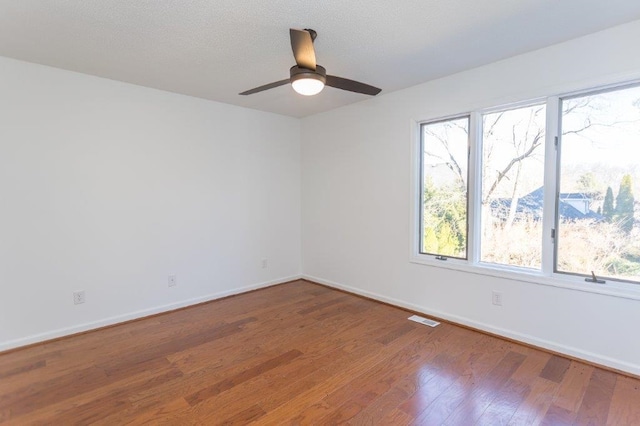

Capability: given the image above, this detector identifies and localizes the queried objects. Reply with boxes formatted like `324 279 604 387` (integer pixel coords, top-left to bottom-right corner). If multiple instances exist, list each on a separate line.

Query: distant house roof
490 187 604 221
560 192 591 200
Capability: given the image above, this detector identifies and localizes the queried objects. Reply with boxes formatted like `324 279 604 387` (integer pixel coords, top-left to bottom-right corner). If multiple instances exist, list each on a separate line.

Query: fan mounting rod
303 28 317 42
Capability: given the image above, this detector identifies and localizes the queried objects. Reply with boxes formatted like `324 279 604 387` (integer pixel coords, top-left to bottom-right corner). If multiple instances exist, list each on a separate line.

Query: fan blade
239 79 289 95
290 29 316 70
326 75 381 96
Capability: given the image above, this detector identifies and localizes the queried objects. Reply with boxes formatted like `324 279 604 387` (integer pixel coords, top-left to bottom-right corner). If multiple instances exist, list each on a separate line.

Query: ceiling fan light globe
292 78 325 96
290 65 327 96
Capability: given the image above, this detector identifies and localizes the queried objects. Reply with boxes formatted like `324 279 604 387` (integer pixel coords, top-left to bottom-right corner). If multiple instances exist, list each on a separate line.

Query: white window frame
418 114 471 260
475 100 550 272
410 82 640 302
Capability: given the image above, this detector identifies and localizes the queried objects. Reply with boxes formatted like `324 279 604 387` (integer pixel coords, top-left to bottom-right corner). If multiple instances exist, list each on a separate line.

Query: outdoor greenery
615 174 635 233
422 177 466 257
559 219 640 278
602 186 615 219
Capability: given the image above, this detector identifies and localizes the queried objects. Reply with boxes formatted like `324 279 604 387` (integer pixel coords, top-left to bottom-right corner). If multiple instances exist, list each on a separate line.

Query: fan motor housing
290 65 326 84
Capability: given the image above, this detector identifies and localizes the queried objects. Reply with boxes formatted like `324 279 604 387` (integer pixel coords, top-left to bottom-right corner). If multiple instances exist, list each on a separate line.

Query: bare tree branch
483 130 544 204
424 126 466 189
484 112 505 139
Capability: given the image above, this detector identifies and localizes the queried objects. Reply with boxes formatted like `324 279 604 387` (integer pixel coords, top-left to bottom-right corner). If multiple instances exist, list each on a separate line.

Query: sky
422 84 640 196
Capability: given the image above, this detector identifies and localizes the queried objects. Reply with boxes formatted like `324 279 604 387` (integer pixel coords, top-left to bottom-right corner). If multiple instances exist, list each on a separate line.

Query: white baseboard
302 274 640 377
0 275 302 352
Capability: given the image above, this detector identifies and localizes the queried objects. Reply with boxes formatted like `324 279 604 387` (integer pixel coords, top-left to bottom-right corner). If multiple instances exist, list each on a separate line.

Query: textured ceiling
1 1 640 117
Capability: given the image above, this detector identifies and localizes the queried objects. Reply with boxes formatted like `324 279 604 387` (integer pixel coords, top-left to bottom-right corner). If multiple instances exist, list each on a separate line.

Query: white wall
0 57 301 350
301 20 640 375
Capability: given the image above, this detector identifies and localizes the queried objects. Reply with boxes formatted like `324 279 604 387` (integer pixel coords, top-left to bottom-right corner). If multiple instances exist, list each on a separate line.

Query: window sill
409 255 640 302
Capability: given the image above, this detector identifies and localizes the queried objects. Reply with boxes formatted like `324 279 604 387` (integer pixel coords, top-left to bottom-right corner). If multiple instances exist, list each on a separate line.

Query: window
557 85 640 282
420 116 469 259
481 104 546 269
416 82 640 287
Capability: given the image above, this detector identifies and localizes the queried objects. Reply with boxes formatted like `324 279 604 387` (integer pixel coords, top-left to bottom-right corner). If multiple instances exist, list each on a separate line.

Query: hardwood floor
1 280 639 425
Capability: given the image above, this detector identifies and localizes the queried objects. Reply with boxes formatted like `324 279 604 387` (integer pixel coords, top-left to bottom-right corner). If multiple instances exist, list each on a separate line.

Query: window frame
553 82 640 285
477 101 549 271
418 114 471 260
410 81 640 302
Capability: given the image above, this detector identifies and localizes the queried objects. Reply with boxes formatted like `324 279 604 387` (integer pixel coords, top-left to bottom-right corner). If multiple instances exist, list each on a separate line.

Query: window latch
435 255 448 261
585 271 605 284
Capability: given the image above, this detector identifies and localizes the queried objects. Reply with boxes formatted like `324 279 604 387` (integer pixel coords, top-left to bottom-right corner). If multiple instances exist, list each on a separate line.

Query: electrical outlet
492 291 503 306
261 259 268 269
73 291 86 305
168 274 177 287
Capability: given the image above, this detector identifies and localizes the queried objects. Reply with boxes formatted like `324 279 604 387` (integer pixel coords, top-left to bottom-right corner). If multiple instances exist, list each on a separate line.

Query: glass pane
481 105 546 269
421 117 469 258
558 85 640 282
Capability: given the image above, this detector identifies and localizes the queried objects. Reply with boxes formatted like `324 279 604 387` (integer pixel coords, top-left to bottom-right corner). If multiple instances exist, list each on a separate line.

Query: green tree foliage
422 178 467 256
423 227 438 253
602 186 615 221
437 222 459 255
615 174 635 233
578 172 598 193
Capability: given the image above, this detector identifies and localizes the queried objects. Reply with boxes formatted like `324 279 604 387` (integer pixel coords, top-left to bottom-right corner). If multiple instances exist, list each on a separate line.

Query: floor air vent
408 315 440 327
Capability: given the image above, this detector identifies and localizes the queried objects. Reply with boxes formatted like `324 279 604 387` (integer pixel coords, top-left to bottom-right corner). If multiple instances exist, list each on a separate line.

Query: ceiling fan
239 28 381 97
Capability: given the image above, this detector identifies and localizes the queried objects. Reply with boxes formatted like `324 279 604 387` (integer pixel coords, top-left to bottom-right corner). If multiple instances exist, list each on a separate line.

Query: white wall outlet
168 274 177 287
261 259 268 269
73 291 86 305
492 291 503 306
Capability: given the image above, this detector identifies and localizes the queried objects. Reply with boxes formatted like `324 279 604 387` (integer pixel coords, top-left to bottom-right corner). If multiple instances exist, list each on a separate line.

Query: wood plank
539 355 571 383
552 361 593 413
257 321 442 425
347 385 409 424
206 316 411 420
219 404 266 425
573 368 618 425
0 280 638 425
124 398 191 426
607 375 640 425
297 295 349 315
376 322 416 345
475 378 531 426
99 317 364 424
0 366 110 421
508 376 560 425
0 359 46 379
31 367 184 425
540 404 575 426
8 363 185 425
442 350 527 425
398 330 487 418
374 407 413 425
413 342 523 424
184 349 303 406
316 327 466 423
